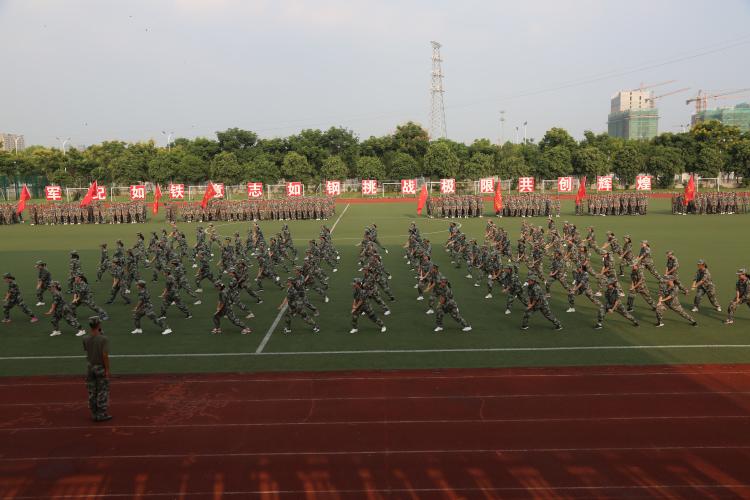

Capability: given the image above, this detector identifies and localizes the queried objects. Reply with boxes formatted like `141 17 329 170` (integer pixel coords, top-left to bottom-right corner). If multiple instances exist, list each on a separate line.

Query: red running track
2 365 750 498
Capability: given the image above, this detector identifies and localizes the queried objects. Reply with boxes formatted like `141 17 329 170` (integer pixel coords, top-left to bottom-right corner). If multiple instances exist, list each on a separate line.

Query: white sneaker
324 296 330 303
462 326 472 332
50 330 62 337
465 274 473 279
388 275 392 280
380 325 387 333
275 276 280 281
157 316 167 321
505 309 511 315
192 264 198 268
566 307 576 313
485 293 493 299
35 301 45 307
716 306 722 312
246 312 255 319
193 300 202 305
413 283 418 289
434 326 444 332
691 307 699 312
131 328 142 334
384 310 391 316
336 256 340 260
594 292 602 297
76 330 86 337
162 328 172 335
349 328 358 334
195 288 203 293
385 249 389 254
333 268 338 273
426 308 434 315
417 296 424 301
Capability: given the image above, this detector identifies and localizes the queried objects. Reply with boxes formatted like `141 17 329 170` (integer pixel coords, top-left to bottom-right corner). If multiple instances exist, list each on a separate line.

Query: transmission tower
429 41 447 139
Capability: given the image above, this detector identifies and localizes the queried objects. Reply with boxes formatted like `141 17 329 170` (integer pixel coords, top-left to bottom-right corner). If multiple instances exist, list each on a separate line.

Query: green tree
387 152 419 179
424 142 460 178
244 155 281 184
612 145 644 187
210 151 244 184
392 122 430 161
321 127 360 170
216 128 258 153
695 144 725 177
281 151 315 182
729 139 750 182
147 150 181 184
321 155 349 180
462 153 493 180
572 146 608 178
110 151 148 184
539 127 577 152
176 153 210 183
355 156 386 179
645 146 684 188
535 145 573 179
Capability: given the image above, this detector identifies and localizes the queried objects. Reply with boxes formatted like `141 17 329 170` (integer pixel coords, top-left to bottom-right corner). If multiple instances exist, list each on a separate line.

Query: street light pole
13 136 21 154
55 136 71 155
162 131 174 152
499 110 506 145
523 121 528 143
514 126 519 144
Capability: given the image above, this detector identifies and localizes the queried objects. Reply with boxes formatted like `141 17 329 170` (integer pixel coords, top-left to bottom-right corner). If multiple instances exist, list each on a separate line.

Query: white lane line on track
4 343 750 361
254 203 350 354
6 485 750 499
2 415 748 432
3 445 749 462
2 370 748 386
4 390 750 407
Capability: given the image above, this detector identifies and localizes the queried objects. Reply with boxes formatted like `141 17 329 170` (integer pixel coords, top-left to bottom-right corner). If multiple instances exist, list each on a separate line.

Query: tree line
1 121 749 189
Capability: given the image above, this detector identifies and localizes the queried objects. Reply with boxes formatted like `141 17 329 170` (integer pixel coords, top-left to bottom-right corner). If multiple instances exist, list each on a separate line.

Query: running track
2 365 750 498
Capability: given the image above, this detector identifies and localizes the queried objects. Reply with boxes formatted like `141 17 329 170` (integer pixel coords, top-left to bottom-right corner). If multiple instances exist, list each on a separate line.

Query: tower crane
631 80 677 92
645 87 690 108
686 88 750 114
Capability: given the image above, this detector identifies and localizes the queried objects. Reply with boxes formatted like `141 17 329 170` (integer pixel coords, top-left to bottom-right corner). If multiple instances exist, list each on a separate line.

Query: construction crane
686 88 750 114
645 87 690 108
631 80 677 92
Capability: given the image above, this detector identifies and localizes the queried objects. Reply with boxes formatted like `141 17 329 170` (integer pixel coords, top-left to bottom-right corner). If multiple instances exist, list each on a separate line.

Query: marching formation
167 198 336 223
671 192 750 215
497 194 561 218
424 195 484 218
580 193 649 216
350 224 392 334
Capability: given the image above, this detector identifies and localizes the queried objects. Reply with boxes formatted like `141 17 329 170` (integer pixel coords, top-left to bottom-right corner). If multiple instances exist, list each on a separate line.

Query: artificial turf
1 198 749 377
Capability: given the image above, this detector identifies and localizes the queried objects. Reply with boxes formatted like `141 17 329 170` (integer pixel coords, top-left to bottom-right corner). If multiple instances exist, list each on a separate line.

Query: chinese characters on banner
93 185 107 200
45 185 62 201
129 185 146 200
169 184 185 199
211 183 225 198
361 179 378 195
325 180 341 196
596 176 613 192
246 182 263 198
557 177 573 192
479 178 495 194
635 175 652 191
518 177 535 193
440 178 456 194
286 182 303 197
401 179 417 195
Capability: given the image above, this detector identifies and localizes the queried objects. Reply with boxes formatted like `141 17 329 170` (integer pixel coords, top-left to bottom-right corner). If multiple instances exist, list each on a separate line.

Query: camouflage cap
213 280 224 288
697 259 705 265
607 277 618 285
641 240 649 244
35 260 45 266
623 234 631 239
50 280 60 287
527 273 538 281
70 250 79 256
136 280 146 286
666 250 673 255
100 243 107 247
3 272 14 279
737 268 747 275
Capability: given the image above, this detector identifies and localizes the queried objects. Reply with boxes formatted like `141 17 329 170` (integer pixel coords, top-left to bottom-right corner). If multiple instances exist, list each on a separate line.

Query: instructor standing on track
83 316 112 422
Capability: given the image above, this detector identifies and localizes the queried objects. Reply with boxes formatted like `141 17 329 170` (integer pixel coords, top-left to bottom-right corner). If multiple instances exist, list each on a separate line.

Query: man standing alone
83 317 112 422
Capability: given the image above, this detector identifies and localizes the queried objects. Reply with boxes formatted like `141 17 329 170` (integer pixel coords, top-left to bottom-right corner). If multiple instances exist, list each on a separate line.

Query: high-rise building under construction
691 103 750 132
607 90 659 140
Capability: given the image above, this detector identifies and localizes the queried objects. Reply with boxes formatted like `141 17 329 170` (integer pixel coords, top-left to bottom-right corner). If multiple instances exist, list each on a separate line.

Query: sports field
2 198 749 377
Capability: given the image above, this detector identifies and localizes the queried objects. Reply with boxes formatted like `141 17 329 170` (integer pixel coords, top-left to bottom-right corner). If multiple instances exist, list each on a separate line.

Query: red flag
152 184 162 215
416 184 428 215
80 180 98 207
493 179 503 213
16 185 31 214
575 176 587 206
201 182 216 209
684 174 696 205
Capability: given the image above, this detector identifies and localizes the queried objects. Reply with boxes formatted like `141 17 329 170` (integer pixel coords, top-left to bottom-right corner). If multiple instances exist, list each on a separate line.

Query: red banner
493 180 503 213
575 176 587 205
16 185 30 214
152 184 162 215
80 181 98 207
201 182 217 209
416 184 428 215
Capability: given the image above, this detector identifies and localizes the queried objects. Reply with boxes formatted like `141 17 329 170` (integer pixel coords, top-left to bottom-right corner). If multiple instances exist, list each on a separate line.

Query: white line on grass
4 343 750 361
255 203 351 354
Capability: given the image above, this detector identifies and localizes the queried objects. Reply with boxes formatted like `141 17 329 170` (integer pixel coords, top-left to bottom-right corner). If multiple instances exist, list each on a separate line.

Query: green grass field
1 199 749 377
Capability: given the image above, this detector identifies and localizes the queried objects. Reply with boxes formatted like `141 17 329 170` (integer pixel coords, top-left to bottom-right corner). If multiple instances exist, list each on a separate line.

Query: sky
2 0 750 148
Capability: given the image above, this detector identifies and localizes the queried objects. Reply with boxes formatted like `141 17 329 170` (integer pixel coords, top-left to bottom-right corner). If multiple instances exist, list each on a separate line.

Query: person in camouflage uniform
502 262 526 315
626 261 658 315
725 268 750 325
636 241 661 280
96 243 110 282
600 278 639 329
483 252 503 299
691 259 722 313
194 251 214 293
281 276 320 334
82 316 112 422
350 278 386 334
35 260 52 306
255 254 282 291
106 258 131 305
2 273 38 324
433 276 472 332
619 235 633 277
67 250 82 293
226 269 256 320
45 281 86 337
212 280 251 335
363 268 391 317
664 250 688 295
545 249 568 296
170 259 200 304
656 277 697 327
132 280 172 335
521 273 562 331
123 249 139 292
71 274 109 321
158 270 192 320
566 263 605 325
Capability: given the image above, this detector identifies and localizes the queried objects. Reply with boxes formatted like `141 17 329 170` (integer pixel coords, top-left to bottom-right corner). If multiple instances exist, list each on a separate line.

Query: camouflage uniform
106 259 131 305
503 264 526 313
133 283 169 332
72 277 108 320
67 252 82 293
434 279 470 331
83 331 110 421
194 252 215 291
726 272 750 323
602 282 639 327
158 273 191 319
50 286 82 333
521 278 561 330
350 281 385 332
96 244 110 282
212 282 249 333
283 281 319 333
3 275 36 321
656 281 697 326
626 265 657 312
36 262 52 304
693 265 721 310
